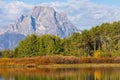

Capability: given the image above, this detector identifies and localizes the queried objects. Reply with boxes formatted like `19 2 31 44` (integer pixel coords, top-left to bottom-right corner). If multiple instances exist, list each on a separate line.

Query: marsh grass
0 55 119 68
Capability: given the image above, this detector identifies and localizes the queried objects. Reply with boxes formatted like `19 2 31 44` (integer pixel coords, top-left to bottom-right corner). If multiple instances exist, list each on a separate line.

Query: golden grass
0 55 119 68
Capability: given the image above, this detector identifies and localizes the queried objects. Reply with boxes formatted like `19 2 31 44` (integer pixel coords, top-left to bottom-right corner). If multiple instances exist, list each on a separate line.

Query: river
0 67 120 80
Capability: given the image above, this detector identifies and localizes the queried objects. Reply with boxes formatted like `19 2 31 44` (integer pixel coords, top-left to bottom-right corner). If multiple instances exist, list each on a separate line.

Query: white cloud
0 0 33 27
41 0 120 29
1 0 120 29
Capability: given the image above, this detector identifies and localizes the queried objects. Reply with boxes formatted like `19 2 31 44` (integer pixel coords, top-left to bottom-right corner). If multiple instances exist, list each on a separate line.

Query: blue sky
1 0 120 29
5 0 67 4
17 0 120 7
91 0 120 7
19 0 66 4
4 0 120 6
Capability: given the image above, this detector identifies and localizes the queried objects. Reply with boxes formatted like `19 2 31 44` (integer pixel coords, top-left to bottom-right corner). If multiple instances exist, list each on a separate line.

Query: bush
94 51 101 58
94 50 112 58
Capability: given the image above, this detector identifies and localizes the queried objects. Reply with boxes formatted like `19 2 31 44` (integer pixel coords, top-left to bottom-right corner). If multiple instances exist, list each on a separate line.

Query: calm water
0 67 120 80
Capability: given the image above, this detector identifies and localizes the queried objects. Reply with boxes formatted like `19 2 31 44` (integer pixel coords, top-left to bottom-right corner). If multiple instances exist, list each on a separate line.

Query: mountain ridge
0 6 78 37
0 6 79 50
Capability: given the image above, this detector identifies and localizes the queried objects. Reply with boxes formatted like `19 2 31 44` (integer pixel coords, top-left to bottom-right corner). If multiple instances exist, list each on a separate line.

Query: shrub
94 51 101 58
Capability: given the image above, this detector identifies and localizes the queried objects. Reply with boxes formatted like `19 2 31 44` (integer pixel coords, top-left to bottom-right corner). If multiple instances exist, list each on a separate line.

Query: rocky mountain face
0 6 78 50
0 33 25 50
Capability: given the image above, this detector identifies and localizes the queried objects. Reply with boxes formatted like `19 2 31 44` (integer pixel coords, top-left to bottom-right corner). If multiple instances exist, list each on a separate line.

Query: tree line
1 21 120 58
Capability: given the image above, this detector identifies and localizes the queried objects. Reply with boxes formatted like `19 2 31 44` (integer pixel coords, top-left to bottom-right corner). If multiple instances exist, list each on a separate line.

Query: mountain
0 6 78 50
0 6 78 37
0 33 25 50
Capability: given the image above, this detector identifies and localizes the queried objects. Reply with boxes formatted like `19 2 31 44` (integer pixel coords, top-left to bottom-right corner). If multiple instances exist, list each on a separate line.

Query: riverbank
38 64 120 68
0 55 120 68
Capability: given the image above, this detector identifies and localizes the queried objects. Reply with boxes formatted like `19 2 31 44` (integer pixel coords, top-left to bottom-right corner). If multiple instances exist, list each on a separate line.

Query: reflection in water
95 70 101 80
0 67 120 80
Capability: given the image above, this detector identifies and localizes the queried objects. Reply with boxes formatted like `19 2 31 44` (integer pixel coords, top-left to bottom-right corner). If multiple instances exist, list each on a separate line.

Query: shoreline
0 64 120 68
37 64 120 68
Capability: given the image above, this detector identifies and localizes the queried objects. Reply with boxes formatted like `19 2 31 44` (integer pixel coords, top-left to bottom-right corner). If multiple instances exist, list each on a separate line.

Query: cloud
41 0 120 29
0 0 33 27
1 0 120 29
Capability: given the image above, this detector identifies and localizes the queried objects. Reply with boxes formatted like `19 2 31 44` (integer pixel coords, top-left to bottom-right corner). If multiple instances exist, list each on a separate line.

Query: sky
91 0 120 7
1 0 120 30
16 0 120 6
18 0 67 4
2 0 67 5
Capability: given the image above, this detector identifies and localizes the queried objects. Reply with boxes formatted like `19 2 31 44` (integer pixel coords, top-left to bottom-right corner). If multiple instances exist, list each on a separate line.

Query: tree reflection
0 68 119 80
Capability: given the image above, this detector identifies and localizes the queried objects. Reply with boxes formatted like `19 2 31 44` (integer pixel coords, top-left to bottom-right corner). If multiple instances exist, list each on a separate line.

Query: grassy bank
0 55 120 68
38 64 120 68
